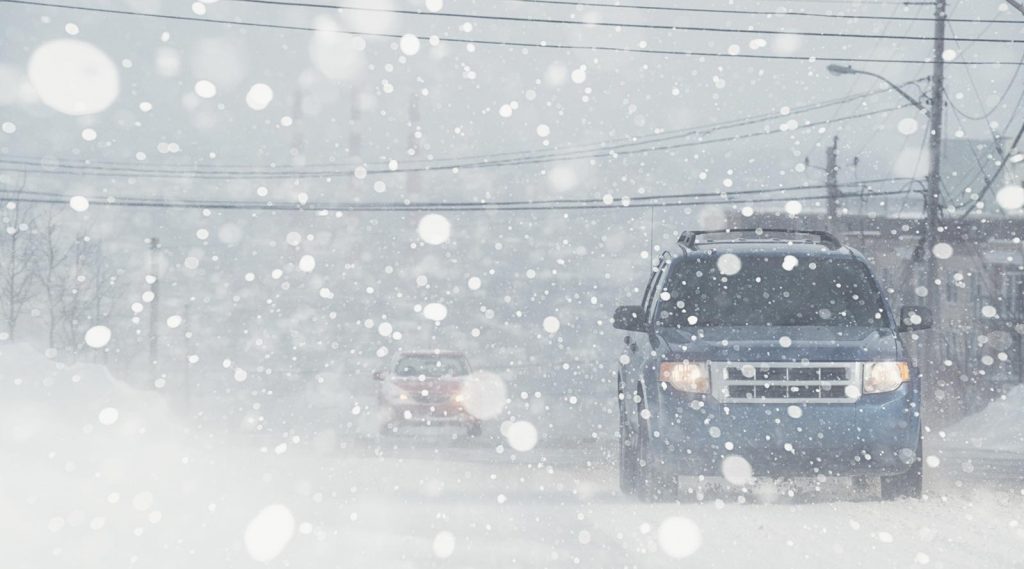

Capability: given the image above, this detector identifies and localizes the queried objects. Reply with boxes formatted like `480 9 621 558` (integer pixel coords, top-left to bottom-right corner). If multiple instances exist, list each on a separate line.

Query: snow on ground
2 344 1023 568
941 386 1024 454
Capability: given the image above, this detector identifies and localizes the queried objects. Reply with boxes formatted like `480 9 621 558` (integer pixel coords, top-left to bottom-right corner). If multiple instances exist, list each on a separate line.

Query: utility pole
924 0 946 376
291 88 305 162
183 299 192 414
349 87 362 158
407 94 421 195
803 136 841 229
149 237 160 383
826 136 840 223
824 0 949 400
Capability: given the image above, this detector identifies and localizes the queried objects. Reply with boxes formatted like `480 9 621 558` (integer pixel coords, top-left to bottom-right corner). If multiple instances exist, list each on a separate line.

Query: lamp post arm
858 70 928 112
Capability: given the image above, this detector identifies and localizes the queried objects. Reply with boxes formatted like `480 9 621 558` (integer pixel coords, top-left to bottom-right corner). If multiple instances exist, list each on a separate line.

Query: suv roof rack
677 228 842 250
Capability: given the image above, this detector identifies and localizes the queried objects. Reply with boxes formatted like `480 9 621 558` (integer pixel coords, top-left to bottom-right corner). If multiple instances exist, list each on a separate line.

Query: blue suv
614 229 931 501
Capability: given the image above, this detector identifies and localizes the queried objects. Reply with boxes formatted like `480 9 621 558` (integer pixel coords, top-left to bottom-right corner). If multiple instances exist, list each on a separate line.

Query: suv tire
636 412 678 502
880 437 923 500
618 417 639 495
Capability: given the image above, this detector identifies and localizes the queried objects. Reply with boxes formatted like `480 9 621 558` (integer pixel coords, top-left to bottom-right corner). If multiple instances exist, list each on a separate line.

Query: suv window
394 355 469 377
640 255 671 317
655 254 889 328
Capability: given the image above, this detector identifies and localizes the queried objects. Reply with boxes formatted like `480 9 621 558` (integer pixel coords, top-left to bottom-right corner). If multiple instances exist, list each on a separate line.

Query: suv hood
659 326 900 362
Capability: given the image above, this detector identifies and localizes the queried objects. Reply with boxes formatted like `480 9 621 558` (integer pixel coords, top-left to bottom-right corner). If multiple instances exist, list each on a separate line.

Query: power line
496 0 1024 24
1 80 924 177
0 186 912 213
957 118 1024 219
942 99 995 208
941 108 992 209
2 104 911 179
226 0 1021 44
945 19 1022 159
946 37 1024 121
3 0 1023 65
818 2 923 161
944 19 1024 213
1 84 904 170
5 178 915 207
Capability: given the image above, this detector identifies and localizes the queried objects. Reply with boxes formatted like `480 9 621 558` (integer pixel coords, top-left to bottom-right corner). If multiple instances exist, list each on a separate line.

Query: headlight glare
863 361 910 394
382 382 410 403
660 361 710 394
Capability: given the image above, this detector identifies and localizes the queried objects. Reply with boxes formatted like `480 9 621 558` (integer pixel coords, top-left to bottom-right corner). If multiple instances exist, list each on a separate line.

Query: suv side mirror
898 306 933 332
613 305 648 332
372 370 386 381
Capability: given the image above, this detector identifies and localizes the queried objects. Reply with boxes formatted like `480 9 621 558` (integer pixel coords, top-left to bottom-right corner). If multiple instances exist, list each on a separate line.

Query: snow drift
942 385 1024 454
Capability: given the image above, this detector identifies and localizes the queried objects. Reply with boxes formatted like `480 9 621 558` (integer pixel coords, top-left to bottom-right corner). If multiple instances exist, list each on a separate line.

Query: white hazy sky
1 0 1021 206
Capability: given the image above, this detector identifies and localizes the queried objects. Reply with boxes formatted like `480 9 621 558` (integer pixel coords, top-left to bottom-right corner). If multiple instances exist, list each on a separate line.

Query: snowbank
942 385 1024 454
0 343 180 451
0 344 209 568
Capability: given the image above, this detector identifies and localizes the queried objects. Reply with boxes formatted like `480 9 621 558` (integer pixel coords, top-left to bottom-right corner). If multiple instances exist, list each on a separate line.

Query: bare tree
50 236 124 354
83 240 122 351
0 187 38 340
36 207 75 348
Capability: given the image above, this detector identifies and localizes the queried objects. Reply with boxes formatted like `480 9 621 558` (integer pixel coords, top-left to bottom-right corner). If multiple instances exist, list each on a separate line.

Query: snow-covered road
2 345 1022 568
6 426 1023 569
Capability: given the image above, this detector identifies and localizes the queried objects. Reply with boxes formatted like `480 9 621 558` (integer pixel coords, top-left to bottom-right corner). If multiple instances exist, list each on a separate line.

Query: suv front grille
710 362 861 404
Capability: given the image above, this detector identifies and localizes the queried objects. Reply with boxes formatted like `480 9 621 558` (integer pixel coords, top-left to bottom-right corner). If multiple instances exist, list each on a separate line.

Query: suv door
620 254 670 424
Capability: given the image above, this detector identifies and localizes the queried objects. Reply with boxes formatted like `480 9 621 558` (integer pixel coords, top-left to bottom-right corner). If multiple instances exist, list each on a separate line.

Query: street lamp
826 64 926 111
828 59 945 401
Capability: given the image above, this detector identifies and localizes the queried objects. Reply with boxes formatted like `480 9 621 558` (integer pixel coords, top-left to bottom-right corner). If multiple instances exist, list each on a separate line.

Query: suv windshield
656 254 889 328
395 356 469 377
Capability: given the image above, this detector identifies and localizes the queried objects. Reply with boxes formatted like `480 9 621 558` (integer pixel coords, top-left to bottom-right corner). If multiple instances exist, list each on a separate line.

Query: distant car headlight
863 361 910 394
382 382 410 403
660 361 710 394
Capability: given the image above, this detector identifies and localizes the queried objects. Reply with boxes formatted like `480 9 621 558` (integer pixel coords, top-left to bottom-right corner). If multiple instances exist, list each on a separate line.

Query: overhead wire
225 0 1022 44
956 118 1024 219
942 105 993 208
0 80 923 174
0 185 914 213
946 54 1024 121
945 21 1021 133
1 104 912 179
0 81 929 176
495 0 1024 24
1 178 915 207
818 1 923 161
942 16 1024 212
2 0 1023 64
826 0 924 225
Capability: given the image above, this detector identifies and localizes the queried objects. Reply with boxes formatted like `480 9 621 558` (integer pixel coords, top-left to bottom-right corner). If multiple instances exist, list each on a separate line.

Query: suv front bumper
648 384 921 477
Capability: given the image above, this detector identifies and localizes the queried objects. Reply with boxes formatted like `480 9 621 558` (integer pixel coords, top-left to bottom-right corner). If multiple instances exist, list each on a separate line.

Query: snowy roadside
934 385 1024 468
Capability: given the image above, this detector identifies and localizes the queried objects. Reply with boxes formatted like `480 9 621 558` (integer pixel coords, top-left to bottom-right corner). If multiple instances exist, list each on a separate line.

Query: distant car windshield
394 355 469 377
656 253 889 328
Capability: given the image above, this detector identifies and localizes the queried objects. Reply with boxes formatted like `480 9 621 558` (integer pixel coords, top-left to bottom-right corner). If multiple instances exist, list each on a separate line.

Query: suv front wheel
636 408 679 502
618 409 639 495
880 437 923 500
614 380 638 495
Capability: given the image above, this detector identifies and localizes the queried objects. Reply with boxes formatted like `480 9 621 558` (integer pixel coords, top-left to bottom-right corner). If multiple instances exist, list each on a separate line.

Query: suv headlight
660 361 710 394
863 362 910 394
